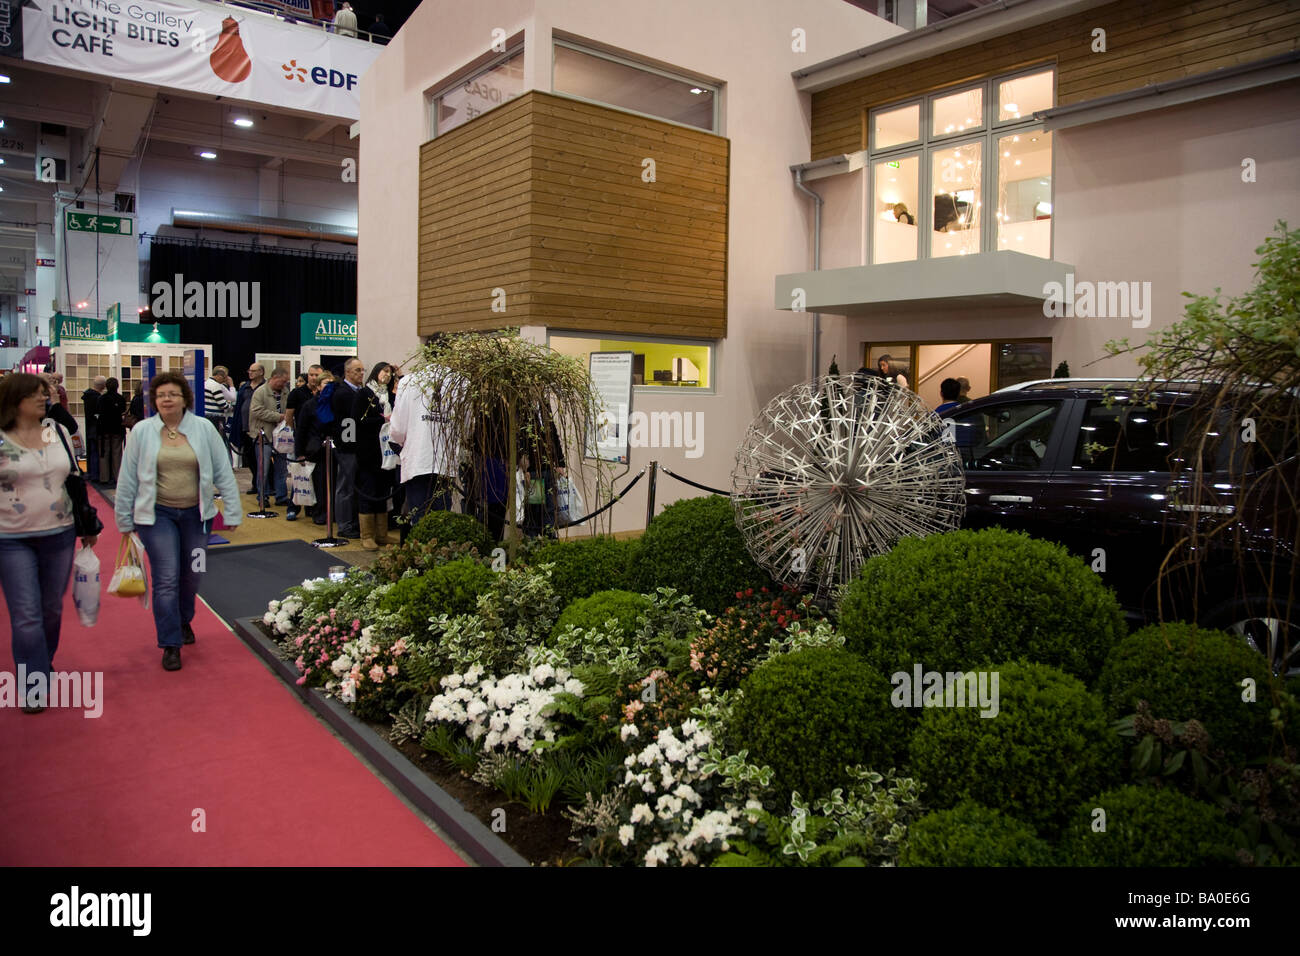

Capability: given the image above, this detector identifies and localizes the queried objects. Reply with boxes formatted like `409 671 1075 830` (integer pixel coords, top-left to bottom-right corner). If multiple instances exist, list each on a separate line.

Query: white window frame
427 44 526 140
551 39 721 135
866 66 1056 264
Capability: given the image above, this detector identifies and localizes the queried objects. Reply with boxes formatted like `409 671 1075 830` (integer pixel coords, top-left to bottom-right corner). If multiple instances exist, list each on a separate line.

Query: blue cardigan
114 410 244 532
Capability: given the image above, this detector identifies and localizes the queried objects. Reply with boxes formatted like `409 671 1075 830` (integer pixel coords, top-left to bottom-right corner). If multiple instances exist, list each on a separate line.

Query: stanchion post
645 459 659 530
313 437 347 548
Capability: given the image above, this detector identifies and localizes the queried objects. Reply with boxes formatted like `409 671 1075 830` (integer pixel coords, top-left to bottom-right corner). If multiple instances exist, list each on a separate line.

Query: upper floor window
430 46 525 137
868 66 1055 265
552 41 719 133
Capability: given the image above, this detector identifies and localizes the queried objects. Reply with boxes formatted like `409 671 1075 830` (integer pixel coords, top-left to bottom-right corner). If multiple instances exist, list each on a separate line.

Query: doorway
863 339 1052 405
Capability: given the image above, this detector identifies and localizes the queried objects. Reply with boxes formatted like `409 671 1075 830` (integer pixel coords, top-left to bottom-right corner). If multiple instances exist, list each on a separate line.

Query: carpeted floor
199 540 347 625
0 487 465 866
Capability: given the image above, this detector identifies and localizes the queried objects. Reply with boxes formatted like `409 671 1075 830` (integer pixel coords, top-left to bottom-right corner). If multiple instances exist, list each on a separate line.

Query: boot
359 513 379 551
373 512 392 548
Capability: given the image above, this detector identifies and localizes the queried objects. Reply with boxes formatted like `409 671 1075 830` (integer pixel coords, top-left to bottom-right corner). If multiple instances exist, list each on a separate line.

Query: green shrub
908 660 1119 834
1097 623 1277 763
899 802 1055 867
732 647 905 802
1060 785 1234 866
626 495 771 615
838 528 1126 683
379 557 495 637
371 538 480 584
553 589 652 641
409 509 495 553
527 536 636 608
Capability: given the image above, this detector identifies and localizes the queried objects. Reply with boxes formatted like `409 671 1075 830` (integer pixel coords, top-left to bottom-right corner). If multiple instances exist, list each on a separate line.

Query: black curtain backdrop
146 237 357 384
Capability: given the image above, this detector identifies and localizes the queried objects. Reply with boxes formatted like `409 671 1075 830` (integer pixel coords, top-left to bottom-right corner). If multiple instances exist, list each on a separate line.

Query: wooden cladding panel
419 90 728 340
811 0 1300 158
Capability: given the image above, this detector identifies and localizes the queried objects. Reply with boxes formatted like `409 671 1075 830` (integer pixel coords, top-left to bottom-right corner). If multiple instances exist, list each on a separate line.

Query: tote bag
379 422 399 471
108 532 150 608
289 460 317 506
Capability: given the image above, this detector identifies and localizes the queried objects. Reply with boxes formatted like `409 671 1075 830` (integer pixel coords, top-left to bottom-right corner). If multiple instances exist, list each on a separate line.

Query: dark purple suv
940 379 1298 677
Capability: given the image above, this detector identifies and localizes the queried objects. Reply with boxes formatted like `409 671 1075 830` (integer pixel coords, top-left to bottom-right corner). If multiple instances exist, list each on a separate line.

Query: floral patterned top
0 424 74 538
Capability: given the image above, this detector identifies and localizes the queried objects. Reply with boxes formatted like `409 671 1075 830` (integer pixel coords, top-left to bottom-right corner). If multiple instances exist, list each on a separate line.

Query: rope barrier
656 465 729 496
563 467 647 525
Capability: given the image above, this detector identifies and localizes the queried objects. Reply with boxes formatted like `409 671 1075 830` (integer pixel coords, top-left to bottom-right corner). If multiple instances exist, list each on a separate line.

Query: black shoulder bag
53 423 104 538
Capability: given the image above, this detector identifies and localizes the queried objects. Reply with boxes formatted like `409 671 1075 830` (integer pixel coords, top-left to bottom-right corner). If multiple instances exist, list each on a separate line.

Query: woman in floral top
0 373 99 713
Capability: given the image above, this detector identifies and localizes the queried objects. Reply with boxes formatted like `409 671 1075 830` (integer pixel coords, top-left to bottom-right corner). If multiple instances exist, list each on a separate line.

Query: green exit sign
65 211 133 236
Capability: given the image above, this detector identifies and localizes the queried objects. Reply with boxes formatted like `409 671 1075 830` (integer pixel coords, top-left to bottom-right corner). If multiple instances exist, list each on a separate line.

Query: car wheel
1205 597 1300 680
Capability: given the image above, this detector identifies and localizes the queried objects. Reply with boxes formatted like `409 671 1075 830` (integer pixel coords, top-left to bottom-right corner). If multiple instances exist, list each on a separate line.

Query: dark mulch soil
384 731 582 866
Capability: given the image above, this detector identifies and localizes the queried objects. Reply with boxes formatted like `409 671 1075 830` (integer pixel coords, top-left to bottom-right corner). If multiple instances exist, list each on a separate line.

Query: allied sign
300 312 357 348
1 0 381 121
66 211 133 235
51 313 179 345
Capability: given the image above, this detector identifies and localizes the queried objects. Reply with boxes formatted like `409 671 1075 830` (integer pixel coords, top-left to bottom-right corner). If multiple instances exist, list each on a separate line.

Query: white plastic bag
273 421 295 456
73 545 101 627
379 422 399 471
289 460 317 506
556 476 586 528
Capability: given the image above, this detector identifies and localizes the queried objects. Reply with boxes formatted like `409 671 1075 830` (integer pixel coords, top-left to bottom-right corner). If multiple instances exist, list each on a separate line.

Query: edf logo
310 66 358 90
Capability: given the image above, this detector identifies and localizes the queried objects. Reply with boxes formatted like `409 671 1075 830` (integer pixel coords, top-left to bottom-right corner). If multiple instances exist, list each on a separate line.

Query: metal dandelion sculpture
732 374 966 599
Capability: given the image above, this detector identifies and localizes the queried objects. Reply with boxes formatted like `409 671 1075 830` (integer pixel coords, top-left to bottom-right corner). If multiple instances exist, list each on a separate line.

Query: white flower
630 804 654 825
339 677 357 704
656 794 683 817
531 663 555 684
621 724 640 741
618 824 635 847
680 719 700 738
644 843 671 867
263 611 275 625
330 655 353 677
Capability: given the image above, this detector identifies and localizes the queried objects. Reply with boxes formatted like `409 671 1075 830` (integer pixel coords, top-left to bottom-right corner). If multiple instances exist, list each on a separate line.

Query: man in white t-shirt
388 363 467 533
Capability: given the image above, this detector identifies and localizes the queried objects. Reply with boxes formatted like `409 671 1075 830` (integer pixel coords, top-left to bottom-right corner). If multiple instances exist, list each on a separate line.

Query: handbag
108 533 149 600
53 423 103 538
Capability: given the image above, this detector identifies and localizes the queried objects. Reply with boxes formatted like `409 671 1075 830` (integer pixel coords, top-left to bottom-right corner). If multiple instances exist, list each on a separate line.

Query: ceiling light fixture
0 74 10 84
199 150 218 159
688 88 704 95
233 117 254 128
1004 102 1018 112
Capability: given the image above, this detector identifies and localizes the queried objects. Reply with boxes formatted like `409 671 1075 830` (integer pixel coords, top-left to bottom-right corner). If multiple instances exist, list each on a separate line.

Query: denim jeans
0 527 77 687
136 505 210 649
252 441 289 503
403 473 454 524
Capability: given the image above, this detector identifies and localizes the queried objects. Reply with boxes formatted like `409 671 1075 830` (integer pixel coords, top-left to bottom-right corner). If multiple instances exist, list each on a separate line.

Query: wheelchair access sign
65 212 133 236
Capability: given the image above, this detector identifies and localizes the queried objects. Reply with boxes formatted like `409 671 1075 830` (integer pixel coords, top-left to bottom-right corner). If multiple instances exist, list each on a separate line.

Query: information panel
585 351 634 463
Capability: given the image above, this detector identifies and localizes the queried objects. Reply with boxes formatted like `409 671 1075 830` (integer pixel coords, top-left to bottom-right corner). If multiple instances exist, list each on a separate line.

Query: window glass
1072 402 1213 473
931 141 982 258
873 156 919 264
997 69 1055 122
874 103 920 150
549 334 712 389
436 50 526 135
951 401 1060 471
994 341 1051 389
931 86 983 137
553 44 716 132
997 131 1051 258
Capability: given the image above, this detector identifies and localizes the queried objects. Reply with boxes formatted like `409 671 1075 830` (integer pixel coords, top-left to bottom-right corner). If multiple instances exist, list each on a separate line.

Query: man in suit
331 357 365 537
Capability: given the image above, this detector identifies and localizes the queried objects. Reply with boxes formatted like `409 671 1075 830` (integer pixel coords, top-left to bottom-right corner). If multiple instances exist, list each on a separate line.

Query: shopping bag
73 545 101 627
556 476 586 528
379 422 399 471
289 460 317 506
272 422 295 456
108 533 148 600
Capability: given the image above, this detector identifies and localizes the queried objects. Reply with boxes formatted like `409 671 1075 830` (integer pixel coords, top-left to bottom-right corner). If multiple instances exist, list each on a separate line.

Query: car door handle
989 495 1034 504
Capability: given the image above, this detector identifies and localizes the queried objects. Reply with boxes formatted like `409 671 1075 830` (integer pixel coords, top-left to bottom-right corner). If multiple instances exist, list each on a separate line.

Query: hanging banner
2 0 381 121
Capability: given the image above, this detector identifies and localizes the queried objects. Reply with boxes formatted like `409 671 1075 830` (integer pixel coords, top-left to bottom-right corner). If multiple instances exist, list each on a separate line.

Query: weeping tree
1105 221 1299 668
405 330 605 558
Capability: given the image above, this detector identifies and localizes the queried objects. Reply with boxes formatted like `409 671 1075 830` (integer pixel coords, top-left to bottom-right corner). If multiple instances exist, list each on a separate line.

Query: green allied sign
301 312 358 348
51 313 178 345
65 211 134 236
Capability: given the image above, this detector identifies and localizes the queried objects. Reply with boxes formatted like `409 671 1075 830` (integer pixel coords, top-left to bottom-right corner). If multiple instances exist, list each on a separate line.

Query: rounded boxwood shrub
626 495 771 616
899 802 1055 867
379 557 495 635
908 660 1120 835
1096 623 1276 763
838 528 1125 683
552 589 652 641
1060 785 1234 866
527 536 636 608
409 510 495 554
732 647 905 801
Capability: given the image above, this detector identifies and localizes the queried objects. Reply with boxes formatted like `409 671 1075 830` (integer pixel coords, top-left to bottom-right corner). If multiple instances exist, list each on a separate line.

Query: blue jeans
253 442 289 503
136 505 210 649
0 527 77 684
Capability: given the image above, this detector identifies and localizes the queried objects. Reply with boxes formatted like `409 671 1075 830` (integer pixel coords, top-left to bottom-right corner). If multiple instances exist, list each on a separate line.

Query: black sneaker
162 647 182 671
182 622 196 645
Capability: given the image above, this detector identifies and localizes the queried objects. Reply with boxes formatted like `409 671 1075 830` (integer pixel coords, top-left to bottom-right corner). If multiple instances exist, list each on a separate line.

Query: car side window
1071 402 1202 472
950 402 1061 471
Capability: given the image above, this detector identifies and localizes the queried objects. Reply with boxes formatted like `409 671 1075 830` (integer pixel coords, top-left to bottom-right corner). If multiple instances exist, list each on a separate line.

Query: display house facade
359 0 1300 534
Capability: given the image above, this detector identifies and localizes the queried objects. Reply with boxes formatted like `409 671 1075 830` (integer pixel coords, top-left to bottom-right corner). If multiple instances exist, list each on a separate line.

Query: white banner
12 0 380 120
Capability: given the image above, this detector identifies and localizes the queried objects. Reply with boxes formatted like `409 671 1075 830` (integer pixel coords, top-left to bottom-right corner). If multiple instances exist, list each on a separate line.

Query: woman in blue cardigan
115 372 243 671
